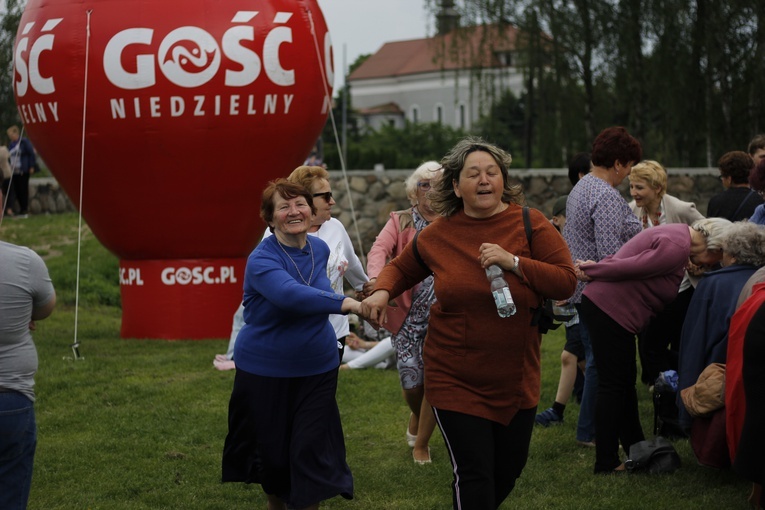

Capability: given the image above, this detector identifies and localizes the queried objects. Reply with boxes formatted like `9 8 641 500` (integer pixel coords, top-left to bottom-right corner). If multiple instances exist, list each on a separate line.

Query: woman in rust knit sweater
362 137 576 509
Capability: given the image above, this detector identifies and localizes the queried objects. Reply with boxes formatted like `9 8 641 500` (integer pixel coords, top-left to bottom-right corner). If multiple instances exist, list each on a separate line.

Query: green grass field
1 213 749 509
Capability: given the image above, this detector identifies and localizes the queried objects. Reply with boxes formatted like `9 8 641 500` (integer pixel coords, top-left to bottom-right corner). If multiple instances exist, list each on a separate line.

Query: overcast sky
316 0 431 89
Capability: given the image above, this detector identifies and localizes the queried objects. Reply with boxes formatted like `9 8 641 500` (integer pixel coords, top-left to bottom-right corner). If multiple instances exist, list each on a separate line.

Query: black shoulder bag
410 230 431 274
522 206 568 334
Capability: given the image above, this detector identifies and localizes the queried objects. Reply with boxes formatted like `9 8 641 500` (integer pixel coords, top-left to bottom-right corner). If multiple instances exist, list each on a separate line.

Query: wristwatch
511 255 520 272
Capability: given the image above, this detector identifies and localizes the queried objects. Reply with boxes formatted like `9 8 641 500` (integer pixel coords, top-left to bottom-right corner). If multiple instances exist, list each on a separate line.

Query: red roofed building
348 19 525 132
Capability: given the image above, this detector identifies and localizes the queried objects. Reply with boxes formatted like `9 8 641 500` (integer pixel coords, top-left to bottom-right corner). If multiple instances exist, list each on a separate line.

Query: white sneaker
213 359 236 371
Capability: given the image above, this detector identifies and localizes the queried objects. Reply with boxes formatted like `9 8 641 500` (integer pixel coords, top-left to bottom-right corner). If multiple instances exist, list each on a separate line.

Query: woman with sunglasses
215 166 368 370
281 166 368 360
364 161 443 464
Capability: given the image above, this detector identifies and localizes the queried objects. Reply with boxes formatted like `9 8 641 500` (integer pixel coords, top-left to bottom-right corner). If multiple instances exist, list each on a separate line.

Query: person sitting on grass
340 317 396 370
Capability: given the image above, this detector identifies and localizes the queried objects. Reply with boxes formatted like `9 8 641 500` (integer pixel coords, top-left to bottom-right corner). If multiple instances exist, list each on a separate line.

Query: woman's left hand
478 243 515 270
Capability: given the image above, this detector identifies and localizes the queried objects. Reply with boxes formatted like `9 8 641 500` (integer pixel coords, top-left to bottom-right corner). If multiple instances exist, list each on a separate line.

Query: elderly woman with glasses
678 221 765 430
214 166 369 370
266 166 368 359
364 160 443 464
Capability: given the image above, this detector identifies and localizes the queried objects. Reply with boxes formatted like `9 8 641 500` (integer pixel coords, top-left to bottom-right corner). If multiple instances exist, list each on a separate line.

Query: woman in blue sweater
222 179 365 510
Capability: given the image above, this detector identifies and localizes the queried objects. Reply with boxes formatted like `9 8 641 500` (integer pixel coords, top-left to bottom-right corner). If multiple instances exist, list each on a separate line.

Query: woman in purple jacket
576 217 731 473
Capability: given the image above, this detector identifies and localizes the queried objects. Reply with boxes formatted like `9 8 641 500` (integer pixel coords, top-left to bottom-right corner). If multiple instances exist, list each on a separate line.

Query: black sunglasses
312 191 333 202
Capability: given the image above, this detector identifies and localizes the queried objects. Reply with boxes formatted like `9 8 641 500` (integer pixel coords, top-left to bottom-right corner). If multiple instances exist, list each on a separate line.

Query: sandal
413 446 431 465
406 413 417 447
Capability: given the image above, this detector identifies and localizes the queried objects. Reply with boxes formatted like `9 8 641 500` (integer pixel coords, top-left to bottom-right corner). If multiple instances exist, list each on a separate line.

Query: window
435 103 444 124
495 51 513 67
411 105 420 124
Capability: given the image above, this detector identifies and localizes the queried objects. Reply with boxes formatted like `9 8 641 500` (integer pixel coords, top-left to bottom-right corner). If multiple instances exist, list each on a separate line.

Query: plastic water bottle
552 302 577 323
485 264 516 318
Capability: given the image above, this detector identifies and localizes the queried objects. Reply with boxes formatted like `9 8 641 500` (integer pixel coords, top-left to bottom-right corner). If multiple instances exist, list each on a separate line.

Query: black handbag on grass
624 436 681 474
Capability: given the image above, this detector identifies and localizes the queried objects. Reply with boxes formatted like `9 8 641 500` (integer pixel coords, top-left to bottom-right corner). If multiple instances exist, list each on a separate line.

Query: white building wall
350 68 525 131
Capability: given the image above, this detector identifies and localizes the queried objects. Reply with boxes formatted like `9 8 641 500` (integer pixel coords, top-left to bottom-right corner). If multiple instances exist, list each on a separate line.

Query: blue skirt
222 368 353 508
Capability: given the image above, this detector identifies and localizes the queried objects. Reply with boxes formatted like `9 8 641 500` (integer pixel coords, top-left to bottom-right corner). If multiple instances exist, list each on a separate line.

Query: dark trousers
581 296 645 473
2 177 15 213
0 391 36 510
638 286 694 385
6 173 30 214
434 406 535 509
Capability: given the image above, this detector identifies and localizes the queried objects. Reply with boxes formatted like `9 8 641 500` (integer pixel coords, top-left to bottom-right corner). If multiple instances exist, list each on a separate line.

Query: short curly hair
590 127 643 169
260 179 315 232
718 151 754 185
691 217 732 252
722 222 765 267
405 161 443 205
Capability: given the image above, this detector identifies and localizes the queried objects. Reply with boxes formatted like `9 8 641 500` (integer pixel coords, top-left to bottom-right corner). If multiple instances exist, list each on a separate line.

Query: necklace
276 237 314 285
641 208 662 229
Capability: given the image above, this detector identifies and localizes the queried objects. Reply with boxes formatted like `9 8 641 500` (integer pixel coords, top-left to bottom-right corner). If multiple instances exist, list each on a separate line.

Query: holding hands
360 290 390 330
360 278 377 299
341 293 385 330
574 259 595 282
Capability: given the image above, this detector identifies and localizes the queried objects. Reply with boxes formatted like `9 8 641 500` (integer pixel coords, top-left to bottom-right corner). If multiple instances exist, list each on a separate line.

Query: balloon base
119 258 246 339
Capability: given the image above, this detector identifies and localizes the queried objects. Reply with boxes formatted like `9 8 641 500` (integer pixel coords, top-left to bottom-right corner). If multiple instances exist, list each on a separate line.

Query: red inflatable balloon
14 0 334 338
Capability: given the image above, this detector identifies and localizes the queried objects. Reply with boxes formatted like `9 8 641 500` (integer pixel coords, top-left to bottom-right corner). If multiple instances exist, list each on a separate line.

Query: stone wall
10 177 76 215
24 169 721 256
329 168 721 256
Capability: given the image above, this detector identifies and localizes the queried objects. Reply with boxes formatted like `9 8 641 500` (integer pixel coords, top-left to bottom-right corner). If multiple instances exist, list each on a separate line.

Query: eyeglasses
417 181 431 190
717 175 729 181
312 191 333 202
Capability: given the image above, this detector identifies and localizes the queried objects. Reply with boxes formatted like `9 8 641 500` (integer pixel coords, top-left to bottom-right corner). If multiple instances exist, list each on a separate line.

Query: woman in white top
275 166 368 358
214 166 368 369
628 160 704 389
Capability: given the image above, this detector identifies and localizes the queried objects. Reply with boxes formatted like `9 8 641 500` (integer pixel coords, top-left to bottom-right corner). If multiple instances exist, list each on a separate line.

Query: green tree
325 121 467 170
475 89 525 156
0 0 23 135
